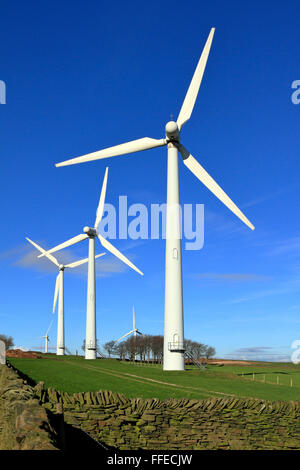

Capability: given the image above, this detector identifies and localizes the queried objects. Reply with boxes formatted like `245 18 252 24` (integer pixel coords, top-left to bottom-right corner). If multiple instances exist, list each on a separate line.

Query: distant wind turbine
115 305 143 343
34 318 54 353
37 167 144 360
26 237 105 355
115 305 142 360
54 28 255 370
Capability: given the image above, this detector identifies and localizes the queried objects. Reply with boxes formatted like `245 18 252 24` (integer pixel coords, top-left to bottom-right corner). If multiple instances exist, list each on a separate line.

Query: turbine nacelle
83 226 97 237
165 121 180 142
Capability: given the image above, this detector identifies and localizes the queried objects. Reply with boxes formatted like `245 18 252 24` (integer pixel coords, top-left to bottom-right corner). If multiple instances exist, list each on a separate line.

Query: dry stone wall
35 383 300 450
0 364 59 450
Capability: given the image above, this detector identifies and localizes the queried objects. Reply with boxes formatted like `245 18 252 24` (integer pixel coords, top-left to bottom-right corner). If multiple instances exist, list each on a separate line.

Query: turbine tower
54 29 255 370
26 237 105 356
38 168 143 360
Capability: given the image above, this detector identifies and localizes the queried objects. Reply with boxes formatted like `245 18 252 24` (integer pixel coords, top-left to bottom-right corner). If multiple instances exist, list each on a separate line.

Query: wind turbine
26 237 105 356
115 305 143 343
37 167 144 360
33 318 54 353
54 28 255 370
41 318 54 353
115 305 142 361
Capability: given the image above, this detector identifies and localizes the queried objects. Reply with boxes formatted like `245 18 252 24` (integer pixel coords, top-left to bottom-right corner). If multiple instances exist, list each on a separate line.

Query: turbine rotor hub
165 121 179 142
83 226 97 237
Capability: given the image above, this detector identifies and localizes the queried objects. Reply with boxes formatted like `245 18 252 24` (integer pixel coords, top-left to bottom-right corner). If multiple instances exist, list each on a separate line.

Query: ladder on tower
96 347 107 359
185 351 206 370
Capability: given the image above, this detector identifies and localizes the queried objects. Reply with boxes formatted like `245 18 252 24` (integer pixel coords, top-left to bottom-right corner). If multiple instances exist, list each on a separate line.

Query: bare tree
143 335 152 363
204 346 216 360
192 342 207 360
0 335 14 350
124 336 136 361
135 335 147 361
114 341 127 360
185 339 215 365
151 335 163 363
103 341 117 358
184 339 193 354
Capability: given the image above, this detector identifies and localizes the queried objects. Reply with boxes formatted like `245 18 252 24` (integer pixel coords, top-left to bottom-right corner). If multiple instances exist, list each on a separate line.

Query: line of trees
102 335 215 363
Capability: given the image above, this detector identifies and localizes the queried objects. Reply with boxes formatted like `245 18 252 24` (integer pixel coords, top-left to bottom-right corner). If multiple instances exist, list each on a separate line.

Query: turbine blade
53 273 60 313
177 144 255 230
26 237 59 266
65 253 106 269
94 167 109 230
46 318 54 335
177 28 215 131
116 331 133 342
136 330 143 335
98 234 144 276
38 234 88 258
55 138 167 167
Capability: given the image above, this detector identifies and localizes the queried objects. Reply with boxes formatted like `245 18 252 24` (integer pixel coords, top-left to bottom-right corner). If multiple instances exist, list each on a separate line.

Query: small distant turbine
41 318 53 353
35 318 54 353
115 305 143 341
26 237 105 355
54 28 255 371
115 306 143 361
37 168 143 360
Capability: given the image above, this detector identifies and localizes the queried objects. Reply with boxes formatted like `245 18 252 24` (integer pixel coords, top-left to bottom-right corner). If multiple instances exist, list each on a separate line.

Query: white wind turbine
115 305 142 361
26 237 105 356
40 318 54 353
54 28 255 370
115 305 143 343
37 167 144 360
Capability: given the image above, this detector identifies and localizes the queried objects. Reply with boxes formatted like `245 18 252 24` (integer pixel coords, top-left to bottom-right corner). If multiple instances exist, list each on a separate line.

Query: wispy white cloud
268 237 300 257
203 209 252 239
95 257 128 278
0 244 29 261
233 346 272 353
14 245 76 273
241 189 287 209
226 346 291 362
119 240 146 251
8 241 139 278
224 282 300 305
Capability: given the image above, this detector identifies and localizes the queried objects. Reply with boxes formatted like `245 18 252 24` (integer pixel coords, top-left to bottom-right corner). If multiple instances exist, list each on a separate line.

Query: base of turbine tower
85 348 96 360
163 343 185 371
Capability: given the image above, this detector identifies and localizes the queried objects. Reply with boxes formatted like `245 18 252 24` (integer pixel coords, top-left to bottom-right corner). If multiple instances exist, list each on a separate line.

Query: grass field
7 355 300 402
215 363 300 387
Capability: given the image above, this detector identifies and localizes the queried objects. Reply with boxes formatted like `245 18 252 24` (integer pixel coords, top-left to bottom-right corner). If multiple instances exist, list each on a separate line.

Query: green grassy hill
7 356 300 402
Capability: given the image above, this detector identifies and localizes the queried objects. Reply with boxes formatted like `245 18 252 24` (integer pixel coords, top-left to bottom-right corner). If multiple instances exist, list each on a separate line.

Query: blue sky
0 0 300 361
